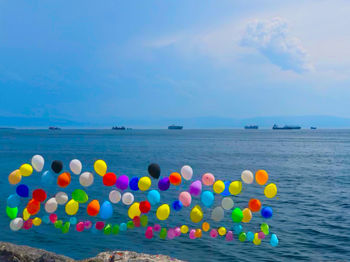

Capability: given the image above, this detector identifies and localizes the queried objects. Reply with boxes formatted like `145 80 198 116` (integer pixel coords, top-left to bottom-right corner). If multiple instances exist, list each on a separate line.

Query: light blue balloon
120 223 127 231
246 231 254 242
99 201 113 220
69 217 77 225
270 234 279 247
234 224 243 234
7 194 20 208
41 170 54 185
201 191 214 207
42 215 50 224
147 190 160 205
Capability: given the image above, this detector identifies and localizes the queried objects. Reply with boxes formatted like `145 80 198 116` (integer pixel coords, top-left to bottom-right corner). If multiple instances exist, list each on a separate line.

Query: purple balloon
116 175 129 190
189 180 202 196
167 228 176 239
226 230 234 241
158 177 170 191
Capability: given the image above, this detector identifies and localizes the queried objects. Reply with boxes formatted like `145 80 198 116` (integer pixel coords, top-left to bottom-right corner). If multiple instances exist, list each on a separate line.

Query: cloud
241 17 313 73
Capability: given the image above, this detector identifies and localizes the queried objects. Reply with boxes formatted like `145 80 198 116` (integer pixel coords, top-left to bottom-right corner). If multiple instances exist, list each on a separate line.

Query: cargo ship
244 125 258 129
272 124 301 130
168 124 183 130
310 127 317 130
112 126 126 130
49 127 61 130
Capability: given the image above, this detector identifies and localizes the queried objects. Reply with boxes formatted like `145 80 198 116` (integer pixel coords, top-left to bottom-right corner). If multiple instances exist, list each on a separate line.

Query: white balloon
45 197 58 213
79 172 94 187
221 197 234 210
31 155 44 172
241 170 254 184
55 192 68 205
211 206 224 222
109 190 121 204
10 217 23 231
181 165 193 180
122 192 134 205
69 159 82 175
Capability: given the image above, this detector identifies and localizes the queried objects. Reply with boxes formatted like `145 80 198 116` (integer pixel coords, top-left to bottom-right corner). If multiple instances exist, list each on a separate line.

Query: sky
1 0 350 125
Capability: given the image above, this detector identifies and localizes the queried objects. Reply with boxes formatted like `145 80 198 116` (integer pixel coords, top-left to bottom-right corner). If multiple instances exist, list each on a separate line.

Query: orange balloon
87 200 100 216
202 222 210 232
169 172 182 186
195 228 202 238
255 170 268 185
248 199 261 212
57 172 71 187
27 199 40 215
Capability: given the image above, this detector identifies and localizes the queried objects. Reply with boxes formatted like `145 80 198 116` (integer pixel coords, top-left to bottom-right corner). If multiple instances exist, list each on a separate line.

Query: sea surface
0 129 349 261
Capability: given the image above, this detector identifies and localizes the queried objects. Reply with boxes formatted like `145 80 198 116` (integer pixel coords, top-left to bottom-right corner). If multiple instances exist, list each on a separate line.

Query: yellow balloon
202 222 210 232
8 170 22 185
229 181 242 195
213 180 225 194
33 217 42 226
19 164 33 177
65 199 79 215
156 204 170 220
23 208 30 221
190 205 203 223
94 160 107 176
180 225 189 234
242 208 252 223
253 233 261 245
218 226 227 236
128 202 141 219
138 177 151 191
264 183 277 198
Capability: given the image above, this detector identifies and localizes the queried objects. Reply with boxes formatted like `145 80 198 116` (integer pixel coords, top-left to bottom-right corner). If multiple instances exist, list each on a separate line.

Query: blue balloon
270 234 279 247
70 217 77 225
147 190 160 205
221 181 231 196
41 170 54 185
7 194 20 208
100 201 113 220
261 206 273 218
129 177 139 191
43 215 50 224
16 184 29 197
234 224 242 234
246 231 254 241
201 191 214 207
172 200 183 211
120 222 127 231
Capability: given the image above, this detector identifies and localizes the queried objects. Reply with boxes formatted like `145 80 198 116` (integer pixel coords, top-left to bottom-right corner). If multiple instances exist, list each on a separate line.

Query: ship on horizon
168 124 183 130
48 126 61 130
244 125 258 129
112 126 126 130
272 124 301 130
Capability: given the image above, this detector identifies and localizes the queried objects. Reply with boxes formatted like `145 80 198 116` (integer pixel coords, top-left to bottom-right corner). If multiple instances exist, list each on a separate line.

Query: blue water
1 129 349 261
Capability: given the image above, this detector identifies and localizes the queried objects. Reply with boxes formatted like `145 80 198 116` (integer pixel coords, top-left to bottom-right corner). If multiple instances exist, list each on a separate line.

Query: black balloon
51 160 63 174
148 163 161 179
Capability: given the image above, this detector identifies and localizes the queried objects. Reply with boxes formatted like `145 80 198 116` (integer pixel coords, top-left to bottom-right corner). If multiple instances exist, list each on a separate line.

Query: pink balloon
210 229 218 238
174 227 181 237
95 221 105 230
167 228 175 239
258 231 266 239
189 229 196 239
145 226 153 239
153 224 161 232
225 230 233 241
179 191 192 207
84 220 92 229
49 214 57 223
189 180 202 196
202 173 215 186
76 222 84 232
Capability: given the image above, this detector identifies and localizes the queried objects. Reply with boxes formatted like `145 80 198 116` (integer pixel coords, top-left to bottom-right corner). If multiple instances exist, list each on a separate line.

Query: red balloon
133 216 141 227
139 200 151 213
27 199 40 215
103 172 117 186
57 172 71 187
32 189 47 202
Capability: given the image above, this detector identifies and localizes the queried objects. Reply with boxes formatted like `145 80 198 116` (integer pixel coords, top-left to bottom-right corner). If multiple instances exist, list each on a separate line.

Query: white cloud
241 17 313 73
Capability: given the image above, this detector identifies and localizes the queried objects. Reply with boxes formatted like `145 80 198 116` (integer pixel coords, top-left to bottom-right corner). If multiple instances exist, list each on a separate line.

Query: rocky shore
0 241 184 262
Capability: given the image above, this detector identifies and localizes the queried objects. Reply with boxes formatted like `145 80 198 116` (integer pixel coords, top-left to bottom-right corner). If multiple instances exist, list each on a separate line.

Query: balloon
180 225 188 234
172 200 183 211
87 200 100 216
255 170 268 185
55 192 68 205
221 197 234 210
247 231 254 241
261 206 273 218
133 216 141 227
145 226 153 239
147 190 160 205
231 208 243 223
148 163 161 179
210 229 218 238
190 205 203 223
202 173 215 186
120 223 127 231
49 214 57 223
69 159 82 175
226 231 234 241
140 215 148 227
167 228 175 239
169 172 182 185
127 221 135 229
174 227 181 236
72 189 88 203
69 217 77 225
54 222 62 229
76 222 84 232
6 206 18 219
159 228 167 239
19 163 33 177
248 199 261 212
156 204 170 220
158 177 170 191
32 217 42 226
103 172 117 186
57 172 71 187
23 219 33 230
202 222 210 232
23 208 30 220
122 192 134 205
153 224 161 231
31 155 44 172
218 227 226 236
16 184 29 197
189 180 202 196
104 224 112 234
112 224 120 234
195 229 202 238
84 220 92 229
181 165 193 180
65 199 79 215
41 170 54 185
239 232 246 242
79 172 94 187
229 181 242 195
189 229 196 239
242 208 253 223
233 224 242 234
261 223 269 235
94 159 107 176
211 207 224 222
116 175 129 190
95 221 105 230
139 200 151 213
109 190 121 204
45 198 58 213
100 201 113 219
7 194 20 208
51 160 63 174
213 180 225 194
8 170 22 185
258 231 265 239
129 177 139 191
201 191 214 207
27 199 40 215
32 189 47 202
10 217 23 231
270 234 279 247
221 181 231 196
179 191 192 207
138 176 151 191
241 170 254 184
264 183 277 198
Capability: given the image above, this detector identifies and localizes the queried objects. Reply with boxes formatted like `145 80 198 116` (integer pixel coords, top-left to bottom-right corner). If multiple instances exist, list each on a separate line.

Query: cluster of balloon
6 156 279 247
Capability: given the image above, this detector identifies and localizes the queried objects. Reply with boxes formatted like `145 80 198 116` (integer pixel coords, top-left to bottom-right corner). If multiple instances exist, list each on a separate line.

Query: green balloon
261 223 269 235
62 222 70 233
231 208 243 223
159 228 167 239
127 221 134 229
112 224 120 235
54 220 63 229
140 215 148 227
104 224 112 234
6 206 18 219
239 232 246 242
72 189 88 203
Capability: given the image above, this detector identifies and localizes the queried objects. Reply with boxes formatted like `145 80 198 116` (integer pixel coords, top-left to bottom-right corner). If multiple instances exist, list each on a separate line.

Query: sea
0 129 349 261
